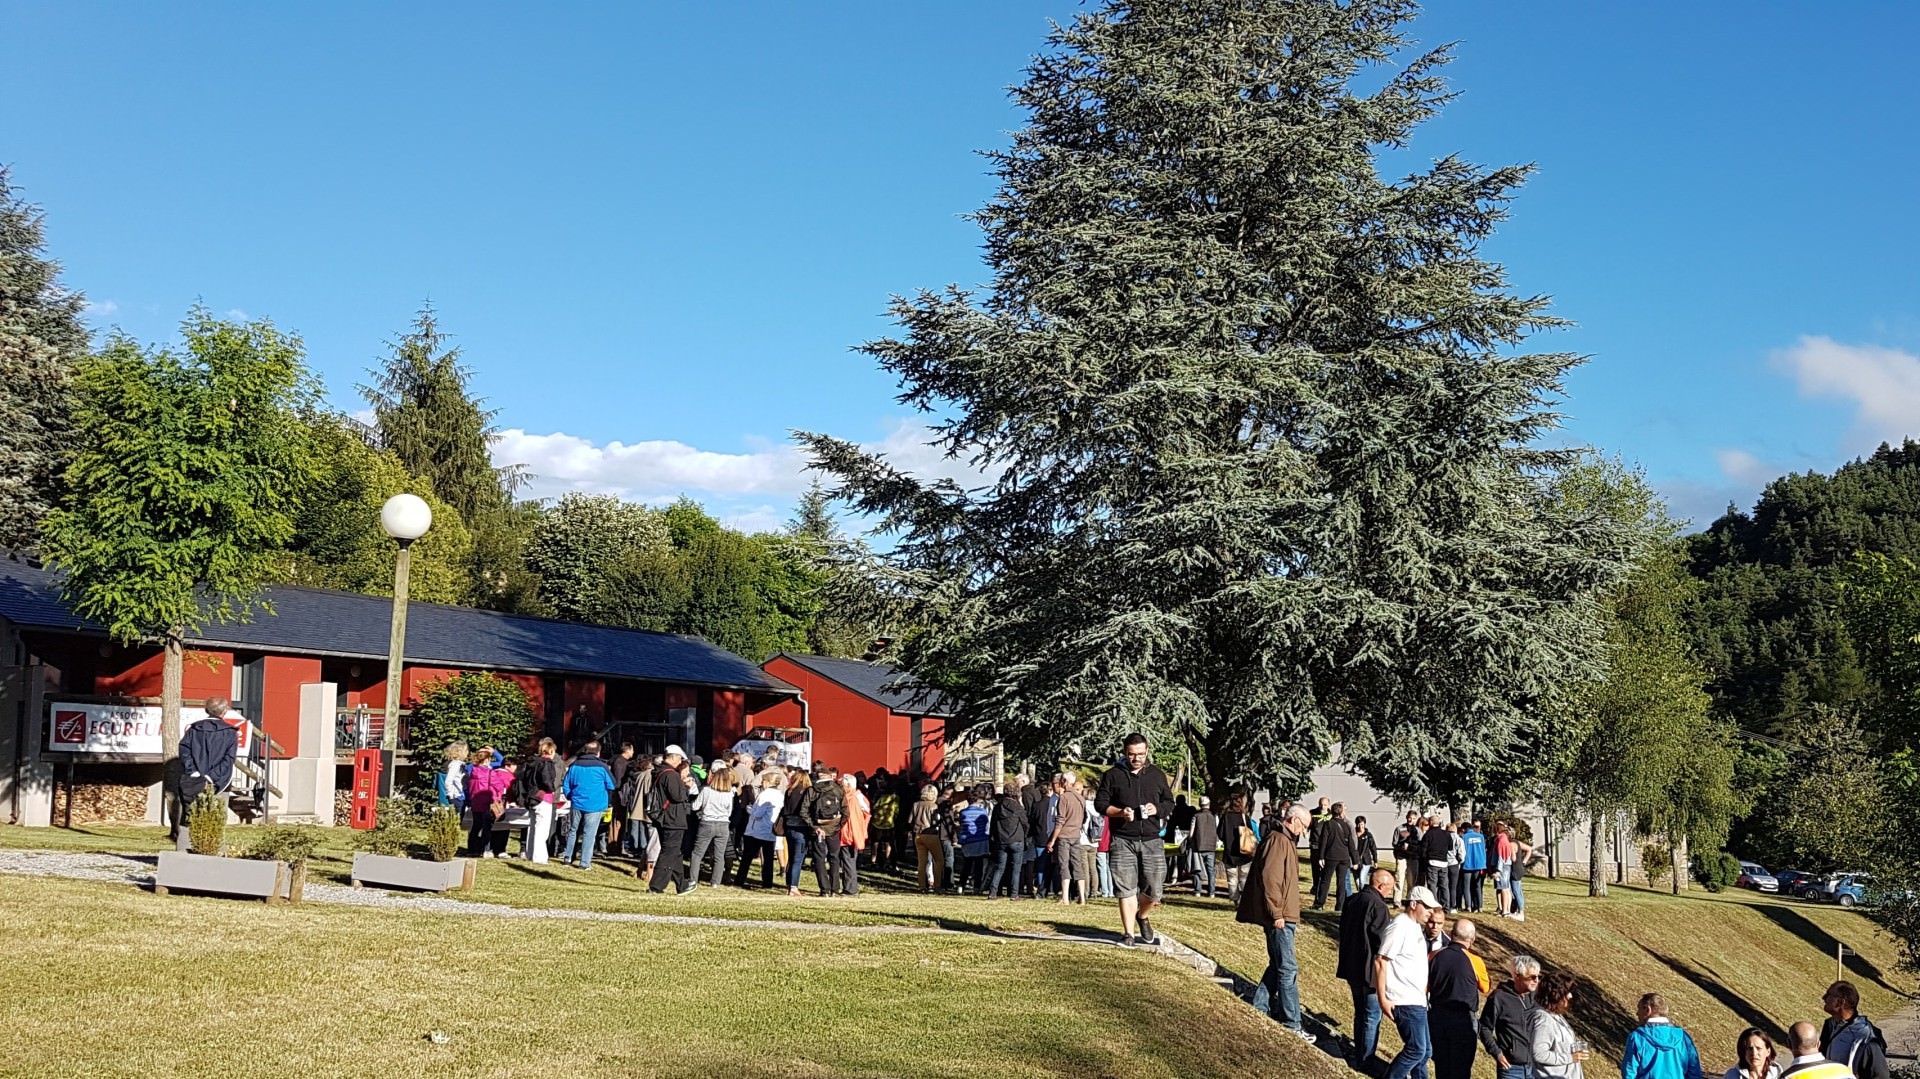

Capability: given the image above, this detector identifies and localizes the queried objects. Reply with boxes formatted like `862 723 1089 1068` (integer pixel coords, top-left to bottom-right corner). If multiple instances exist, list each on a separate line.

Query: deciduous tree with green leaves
523 493 667 622
0 167 88 551
801 0 1638 794
41 308 318 771
282 415 475 603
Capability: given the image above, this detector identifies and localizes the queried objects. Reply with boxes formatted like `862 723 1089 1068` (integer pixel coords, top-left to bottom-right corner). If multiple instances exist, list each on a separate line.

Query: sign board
47 701 250 755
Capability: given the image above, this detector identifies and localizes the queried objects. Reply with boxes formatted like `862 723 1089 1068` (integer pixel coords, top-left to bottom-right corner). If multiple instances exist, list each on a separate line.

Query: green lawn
0 873 1342 1079
2 822 1911 1079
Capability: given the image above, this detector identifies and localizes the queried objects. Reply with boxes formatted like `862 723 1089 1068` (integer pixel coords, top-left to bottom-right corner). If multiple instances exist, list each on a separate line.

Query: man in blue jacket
1460 822 1488 913
558 741 617 871
1621 993 1703 1079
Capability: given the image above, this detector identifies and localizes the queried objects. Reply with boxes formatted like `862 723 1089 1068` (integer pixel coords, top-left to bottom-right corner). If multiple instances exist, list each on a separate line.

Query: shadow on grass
1646 947 1780 1034
1473 919 1641 1053
1751 904 1893 991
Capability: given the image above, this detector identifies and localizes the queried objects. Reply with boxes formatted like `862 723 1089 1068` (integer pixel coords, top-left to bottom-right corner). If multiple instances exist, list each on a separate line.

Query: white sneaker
1512 911 1525 922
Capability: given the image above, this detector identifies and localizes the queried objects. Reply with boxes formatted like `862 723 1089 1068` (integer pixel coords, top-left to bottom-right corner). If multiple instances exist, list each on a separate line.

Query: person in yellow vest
1781 1022 1853 1079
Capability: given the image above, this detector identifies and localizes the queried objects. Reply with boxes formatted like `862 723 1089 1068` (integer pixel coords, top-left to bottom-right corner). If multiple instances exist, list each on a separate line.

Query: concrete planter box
351 853 476 893
155 851 298 903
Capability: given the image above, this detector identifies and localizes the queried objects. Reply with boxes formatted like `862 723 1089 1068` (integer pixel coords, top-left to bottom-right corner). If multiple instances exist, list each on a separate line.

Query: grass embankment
0 874 1343 1079
4 824 1911 1077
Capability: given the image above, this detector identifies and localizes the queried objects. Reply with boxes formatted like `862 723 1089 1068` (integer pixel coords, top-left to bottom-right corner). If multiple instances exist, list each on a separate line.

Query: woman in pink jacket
466 754 514 858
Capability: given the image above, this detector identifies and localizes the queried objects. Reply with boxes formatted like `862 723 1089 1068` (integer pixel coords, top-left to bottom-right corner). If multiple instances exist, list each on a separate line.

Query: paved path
0 849 1152 946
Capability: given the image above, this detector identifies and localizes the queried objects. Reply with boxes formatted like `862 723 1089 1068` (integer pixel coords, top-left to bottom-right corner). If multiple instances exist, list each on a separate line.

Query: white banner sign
47 702 250 755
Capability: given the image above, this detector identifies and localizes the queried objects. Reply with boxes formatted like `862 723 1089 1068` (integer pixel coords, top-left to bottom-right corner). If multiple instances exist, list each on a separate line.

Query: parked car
1736 861 1780 893
1801 873 1872 907
1773 869 1818 895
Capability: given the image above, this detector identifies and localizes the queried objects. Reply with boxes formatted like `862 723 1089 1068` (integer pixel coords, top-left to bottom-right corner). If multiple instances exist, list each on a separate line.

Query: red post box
350 748 382 829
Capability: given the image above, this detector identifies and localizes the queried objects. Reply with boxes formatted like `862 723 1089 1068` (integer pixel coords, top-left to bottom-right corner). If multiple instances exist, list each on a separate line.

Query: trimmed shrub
426 807 462 862
1693 850 1741 892
1641 842 1672 886
242 825 324 868
410 672 536 768
187 787 226 855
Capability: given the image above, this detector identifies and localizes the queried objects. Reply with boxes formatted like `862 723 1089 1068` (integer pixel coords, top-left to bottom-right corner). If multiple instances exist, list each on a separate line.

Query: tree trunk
1587 812 1608 897
1671 831 1686 895
161 629 184 763
160 629 185 836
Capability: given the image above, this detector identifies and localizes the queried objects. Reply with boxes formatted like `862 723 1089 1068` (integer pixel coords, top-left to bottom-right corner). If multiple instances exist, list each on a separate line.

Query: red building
0 556 797 825
758 653 955 780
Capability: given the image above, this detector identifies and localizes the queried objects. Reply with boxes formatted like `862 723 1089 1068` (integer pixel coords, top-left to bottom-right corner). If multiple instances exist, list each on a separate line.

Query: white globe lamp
380 493 433 543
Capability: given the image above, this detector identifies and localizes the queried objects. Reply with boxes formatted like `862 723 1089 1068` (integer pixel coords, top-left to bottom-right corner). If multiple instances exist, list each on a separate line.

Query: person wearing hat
647 745 693 894
1378 885 1441 1079
1188 794 1220 897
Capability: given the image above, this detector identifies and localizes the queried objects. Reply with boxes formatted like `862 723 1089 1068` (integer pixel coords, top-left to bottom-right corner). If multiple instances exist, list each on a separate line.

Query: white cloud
1713 448 1778 488
225 308 250 321
495 418 997 507
1774 336 1920 447
82 299 118 319
720 505 788 534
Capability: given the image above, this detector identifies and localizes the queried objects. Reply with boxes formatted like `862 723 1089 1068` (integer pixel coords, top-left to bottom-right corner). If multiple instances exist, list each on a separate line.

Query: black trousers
732 836 777 887
1314 860 1353 910
1431 1006 1478 1079
812 830 842 895
649 827 687 892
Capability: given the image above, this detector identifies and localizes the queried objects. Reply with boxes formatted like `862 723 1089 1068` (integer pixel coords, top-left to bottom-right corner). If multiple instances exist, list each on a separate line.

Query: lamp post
377 493 432 796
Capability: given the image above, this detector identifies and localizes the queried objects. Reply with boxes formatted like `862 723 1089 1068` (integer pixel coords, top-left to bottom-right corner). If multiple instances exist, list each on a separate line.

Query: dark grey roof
0 557 796 695
769 653 957 716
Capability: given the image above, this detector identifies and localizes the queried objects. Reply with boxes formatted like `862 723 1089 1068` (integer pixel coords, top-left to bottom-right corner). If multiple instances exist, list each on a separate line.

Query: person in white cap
1377 885 1440 1079
647 745 693 894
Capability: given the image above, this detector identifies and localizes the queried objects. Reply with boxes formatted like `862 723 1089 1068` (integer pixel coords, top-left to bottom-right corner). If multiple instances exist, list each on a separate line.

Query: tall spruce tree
801 0 1639 796
0 168 88 550
361 306 536 610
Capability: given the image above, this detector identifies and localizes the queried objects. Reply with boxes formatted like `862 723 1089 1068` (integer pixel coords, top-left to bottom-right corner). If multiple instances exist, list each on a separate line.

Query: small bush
187 787 226 855
426 807 462 862
1693 850 1741 893
1641 842 1672 886
243 825 324 868
357 798 419 857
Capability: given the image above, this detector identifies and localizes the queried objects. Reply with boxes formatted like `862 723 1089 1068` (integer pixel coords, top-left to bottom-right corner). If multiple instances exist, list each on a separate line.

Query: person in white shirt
1377 885 1440 1079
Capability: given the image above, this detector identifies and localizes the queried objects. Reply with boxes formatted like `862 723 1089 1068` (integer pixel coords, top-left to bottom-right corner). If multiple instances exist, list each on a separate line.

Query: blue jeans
785 829 810 889
1387 1004 1432 1079
987 843 1025 898
1500 1066 1528 1079
1510 875 1526 912
1348 978 1383 1063
560 807 604 869
1096 851 1113 897
1249 922 1303 1030
1194 851 1217 896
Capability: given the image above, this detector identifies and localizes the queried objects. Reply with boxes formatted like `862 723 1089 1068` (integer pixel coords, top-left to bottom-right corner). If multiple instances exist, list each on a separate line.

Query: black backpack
813 783 845 823
643 768 670 824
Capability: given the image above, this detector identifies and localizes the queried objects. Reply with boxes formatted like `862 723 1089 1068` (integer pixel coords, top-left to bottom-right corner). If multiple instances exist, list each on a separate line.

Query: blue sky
5 2 1917 532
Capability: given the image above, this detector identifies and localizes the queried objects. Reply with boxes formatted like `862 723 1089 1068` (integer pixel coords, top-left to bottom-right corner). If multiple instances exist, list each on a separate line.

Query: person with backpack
802 764 847 896
646 745 693 893
618 754 654 862
466 750 512 858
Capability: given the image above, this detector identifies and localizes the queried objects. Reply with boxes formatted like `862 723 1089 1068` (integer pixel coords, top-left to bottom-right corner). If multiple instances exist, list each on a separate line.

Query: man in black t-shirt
1094 732 1175 948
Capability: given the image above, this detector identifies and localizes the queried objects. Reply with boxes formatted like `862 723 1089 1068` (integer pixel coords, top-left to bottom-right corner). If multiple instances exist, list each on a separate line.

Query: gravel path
0 849 1144 944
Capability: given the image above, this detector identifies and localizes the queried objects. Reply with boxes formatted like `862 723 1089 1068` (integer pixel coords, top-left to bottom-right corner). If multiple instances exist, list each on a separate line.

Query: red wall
710 689 746 761
261 656 321 758
761 657 894 777
94 648 233 700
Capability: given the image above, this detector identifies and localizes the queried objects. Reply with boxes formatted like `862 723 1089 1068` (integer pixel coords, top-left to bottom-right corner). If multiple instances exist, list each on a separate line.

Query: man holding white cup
1094 732 1175 948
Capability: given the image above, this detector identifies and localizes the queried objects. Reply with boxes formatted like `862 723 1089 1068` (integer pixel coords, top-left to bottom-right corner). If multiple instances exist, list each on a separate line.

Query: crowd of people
1239 818 1898 1079
432 731 1898 1079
